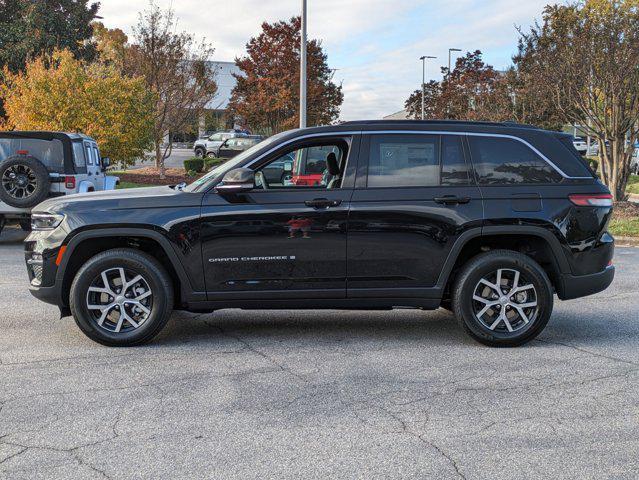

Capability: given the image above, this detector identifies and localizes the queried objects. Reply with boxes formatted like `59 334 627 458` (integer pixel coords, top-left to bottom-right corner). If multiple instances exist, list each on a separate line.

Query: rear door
347 132 484 300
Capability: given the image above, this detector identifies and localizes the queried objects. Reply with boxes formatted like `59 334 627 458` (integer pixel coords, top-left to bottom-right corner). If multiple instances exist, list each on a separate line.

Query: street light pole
448 48 461 77
300 0 307 129
419 55 436 120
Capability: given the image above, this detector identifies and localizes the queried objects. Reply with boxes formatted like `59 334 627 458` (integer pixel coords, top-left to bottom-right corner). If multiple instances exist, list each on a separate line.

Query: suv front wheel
453 250 553 347
69 248 174 346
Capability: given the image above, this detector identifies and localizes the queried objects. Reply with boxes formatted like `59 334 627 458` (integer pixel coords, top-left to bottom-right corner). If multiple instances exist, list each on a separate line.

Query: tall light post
300 0 308 129
448 48 461 78
419 55 436 120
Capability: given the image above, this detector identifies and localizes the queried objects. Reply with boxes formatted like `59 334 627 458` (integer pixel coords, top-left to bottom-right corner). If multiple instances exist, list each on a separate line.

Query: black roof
0 131 95 142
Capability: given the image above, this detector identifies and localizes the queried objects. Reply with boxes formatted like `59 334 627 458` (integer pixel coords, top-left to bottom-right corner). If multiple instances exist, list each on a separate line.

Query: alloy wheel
472 268 538 334
2 165 38 199
85 267 153 333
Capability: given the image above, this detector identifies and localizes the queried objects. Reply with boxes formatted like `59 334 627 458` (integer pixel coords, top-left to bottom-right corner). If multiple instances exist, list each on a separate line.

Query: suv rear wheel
69 248 174 347
452 250 553 347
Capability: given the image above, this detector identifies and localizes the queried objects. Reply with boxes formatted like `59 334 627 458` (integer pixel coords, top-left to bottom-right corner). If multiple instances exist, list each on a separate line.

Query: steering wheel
255 171 269 190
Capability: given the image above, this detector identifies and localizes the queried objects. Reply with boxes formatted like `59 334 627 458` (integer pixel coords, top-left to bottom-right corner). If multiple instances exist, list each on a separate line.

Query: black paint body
25 121 615 313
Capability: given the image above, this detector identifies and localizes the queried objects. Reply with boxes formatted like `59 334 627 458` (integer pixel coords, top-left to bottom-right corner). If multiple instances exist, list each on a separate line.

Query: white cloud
97 0 550 120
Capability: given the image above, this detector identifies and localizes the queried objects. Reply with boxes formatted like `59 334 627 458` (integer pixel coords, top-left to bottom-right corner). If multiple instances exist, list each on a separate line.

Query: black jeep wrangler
25 121 615 347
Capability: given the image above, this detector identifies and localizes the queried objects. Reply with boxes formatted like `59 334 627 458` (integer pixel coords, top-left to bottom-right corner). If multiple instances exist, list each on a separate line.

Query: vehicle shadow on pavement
153 309 472 347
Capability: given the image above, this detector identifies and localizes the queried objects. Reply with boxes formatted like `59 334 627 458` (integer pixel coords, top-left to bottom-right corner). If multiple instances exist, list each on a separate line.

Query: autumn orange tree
1 49 154 167
229 16 343 134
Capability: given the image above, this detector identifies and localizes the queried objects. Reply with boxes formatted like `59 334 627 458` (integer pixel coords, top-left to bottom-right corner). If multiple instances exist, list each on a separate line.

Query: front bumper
558 265 615 301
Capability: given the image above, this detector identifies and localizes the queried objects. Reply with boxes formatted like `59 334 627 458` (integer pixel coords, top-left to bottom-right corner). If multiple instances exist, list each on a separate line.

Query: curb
615 236 639 247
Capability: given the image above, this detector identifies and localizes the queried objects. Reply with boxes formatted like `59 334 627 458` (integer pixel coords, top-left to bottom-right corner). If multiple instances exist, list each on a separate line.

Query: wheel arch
437 226 570 298
58 228 193 309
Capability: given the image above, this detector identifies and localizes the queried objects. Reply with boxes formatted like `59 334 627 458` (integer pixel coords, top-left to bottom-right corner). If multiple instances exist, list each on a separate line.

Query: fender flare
56 227 196 299
77 180 95 193
435 225 570 290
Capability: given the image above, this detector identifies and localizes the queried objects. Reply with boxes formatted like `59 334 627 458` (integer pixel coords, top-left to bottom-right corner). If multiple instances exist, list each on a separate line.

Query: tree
404 51 514 123
1 49 154 167
405 81 441 120
517 0 639 200
0 0 99 73
229 17 343 134
125 3 217 178
93 22 128 69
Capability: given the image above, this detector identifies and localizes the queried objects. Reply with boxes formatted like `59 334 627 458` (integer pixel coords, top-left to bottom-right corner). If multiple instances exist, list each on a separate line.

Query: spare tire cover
0 155 51 208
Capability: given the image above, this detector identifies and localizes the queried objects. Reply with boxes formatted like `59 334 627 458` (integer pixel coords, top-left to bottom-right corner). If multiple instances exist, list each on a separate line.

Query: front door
347 133 484 300
200 135 357 301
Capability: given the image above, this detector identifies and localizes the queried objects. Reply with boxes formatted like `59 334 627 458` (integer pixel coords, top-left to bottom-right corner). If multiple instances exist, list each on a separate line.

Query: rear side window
367 134 440 187
441 135 470 185
468 136 563 185
72 142 85 168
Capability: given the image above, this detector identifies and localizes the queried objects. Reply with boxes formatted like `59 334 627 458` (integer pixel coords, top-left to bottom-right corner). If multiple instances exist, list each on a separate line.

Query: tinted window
441 135 469 185
92 146 100 167
367 135 439 187
469 136 562 185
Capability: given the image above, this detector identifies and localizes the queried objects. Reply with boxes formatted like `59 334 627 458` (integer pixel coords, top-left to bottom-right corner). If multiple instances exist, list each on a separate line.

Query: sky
98 0 554 121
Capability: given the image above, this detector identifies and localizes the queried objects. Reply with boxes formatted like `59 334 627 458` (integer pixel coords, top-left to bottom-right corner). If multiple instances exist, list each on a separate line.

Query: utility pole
419 55 436 120
300 0 308 129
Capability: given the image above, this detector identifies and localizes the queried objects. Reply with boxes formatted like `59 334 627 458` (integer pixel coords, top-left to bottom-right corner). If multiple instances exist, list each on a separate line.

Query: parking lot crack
536 339 639 366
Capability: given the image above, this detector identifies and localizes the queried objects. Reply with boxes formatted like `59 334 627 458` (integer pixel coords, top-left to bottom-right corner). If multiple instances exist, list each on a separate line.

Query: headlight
31 213 64 231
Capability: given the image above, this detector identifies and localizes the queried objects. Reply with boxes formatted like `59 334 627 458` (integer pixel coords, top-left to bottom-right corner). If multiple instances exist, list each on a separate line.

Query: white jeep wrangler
0 131 119 234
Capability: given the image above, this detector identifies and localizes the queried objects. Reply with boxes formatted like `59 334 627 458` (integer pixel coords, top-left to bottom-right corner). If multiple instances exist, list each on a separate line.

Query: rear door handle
305 198 342 209
433 195 471 205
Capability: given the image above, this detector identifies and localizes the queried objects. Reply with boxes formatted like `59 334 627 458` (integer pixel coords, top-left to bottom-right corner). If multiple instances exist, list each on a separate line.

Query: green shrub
204 156 226 171
184 157 204 173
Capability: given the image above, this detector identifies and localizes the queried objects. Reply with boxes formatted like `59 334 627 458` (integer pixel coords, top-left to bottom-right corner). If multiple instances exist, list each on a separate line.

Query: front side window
85 145 93 165
92 146 100 167
469 136 562 185
255 143 346 190
210 133 223 142
367 134 440 187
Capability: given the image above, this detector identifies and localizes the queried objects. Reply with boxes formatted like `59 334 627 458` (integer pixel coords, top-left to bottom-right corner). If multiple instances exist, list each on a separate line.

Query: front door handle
305 198 342 209
433 195 471 205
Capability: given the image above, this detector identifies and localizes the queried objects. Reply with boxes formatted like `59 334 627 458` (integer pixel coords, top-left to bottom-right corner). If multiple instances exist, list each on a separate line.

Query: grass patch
117 181 153 189
627 174 639 194
609 218 639 237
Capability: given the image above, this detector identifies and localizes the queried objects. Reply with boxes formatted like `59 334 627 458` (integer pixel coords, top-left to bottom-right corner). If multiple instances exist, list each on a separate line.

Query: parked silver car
0 131 118 234
193 131 248 158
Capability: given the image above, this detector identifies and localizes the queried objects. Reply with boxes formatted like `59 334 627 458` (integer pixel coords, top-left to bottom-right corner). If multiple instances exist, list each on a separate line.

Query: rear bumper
558 265 615 301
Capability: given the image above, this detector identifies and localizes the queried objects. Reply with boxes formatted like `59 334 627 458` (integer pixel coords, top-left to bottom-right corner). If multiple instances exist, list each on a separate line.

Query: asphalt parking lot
1 227 638 479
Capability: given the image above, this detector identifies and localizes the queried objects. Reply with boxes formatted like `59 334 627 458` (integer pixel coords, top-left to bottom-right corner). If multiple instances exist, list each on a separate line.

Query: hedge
204 157 226 171
184 157 204 173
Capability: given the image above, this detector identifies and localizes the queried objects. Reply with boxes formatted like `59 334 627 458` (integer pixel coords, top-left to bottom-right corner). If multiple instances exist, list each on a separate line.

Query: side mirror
215 168 254 193
101 157 111 169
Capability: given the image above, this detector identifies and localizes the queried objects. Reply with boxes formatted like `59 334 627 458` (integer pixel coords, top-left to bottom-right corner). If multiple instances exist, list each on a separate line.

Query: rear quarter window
468 136 563 185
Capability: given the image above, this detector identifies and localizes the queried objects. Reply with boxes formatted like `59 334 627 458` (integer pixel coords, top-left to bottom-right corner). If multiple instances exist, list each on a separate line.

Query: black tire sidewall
70 250 173 346
454 252 553 347
0 156 50 208
194 148 205 158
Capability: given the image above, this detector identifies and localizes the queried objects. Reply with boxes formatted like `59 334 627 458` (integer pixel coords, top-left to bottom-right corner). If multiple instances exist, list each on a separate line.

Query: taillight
569 193 613 207
65 176 76 189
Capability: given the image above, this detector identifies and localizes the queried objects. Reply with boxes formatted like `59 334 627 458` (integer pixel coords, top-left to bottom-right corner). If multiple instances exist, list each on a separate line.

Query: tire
452 250 553 348
0 155 50 208
69 248 174 347
19 218 31 232
194 148 205 158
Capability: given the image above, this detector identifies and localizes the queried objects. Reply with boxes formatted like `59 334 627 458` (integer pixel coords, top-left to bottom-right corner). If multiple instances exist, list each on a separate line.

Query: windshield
184 131 293 192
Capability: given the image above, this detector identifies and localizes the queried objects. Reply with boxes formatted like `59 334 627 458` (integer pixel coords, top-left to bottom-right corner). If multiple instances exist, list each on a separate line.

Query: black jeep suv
25 120 615 347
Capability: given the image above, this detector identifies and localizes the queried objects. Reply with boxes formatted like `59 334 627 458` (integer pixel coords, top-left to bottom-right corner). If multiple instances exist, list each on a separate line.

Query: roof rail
340 119 539 129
